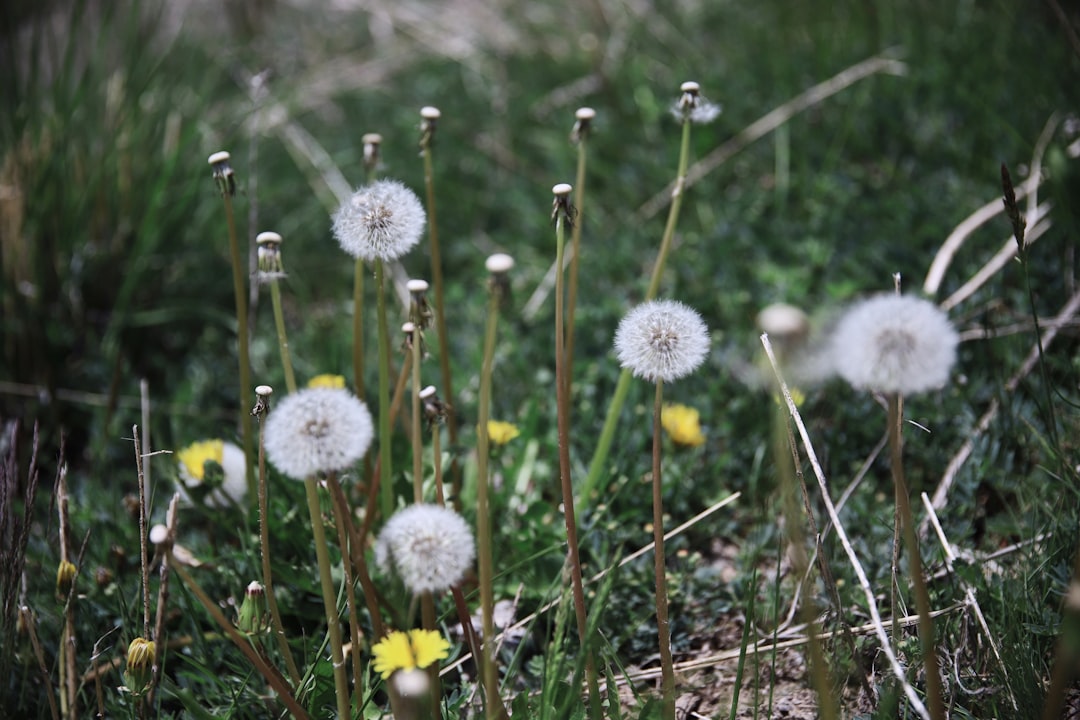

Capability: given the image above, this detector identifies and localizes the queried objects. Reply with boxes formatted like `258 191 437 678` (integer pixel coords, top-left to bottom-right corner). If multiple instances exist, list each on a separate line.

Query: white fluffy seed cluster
264 387 374 480
614 299 710 383
828 294 958 395
375 504 475 594
332 180 426 262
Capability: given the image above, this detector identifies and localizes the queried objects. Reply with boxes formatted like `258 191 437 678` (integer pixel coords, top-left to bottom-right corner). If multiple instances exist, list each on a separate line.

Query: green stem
651 381 676 720
352 259 365 401
889 394 945 720
223 193 256 500
268 280 297 395
376 259 394 520
553 196 601 717
564 134 588 397
325 473 365 708
411 324 423 504
580 118 694 512
475 285 508 720
422 143 459 510
256 410 300 685
302 476 350 720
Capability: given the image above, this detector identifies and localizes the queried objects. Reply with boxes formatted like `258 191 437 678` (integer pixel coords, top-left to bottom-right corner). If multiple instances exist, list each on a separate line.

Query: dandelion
671 81 721 125
255 231 287 283
124 637 155 697
306 374 346 389
332 179 426 262
176 439 247 507
263 387 374 480
614 300 710 383
661 404 705 446
375 504 475 594
828 294 958 395
371 629 451 680
56 560 76 597
486 420 520 446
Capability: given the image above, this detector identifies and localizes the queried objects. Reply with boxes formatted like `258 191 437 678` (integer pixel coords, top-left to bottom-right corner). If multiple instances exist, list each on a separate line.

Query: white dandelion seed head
614 299 710 383
828 294 959 395
375 504 475 594
263 387 374 480
332 180 426 262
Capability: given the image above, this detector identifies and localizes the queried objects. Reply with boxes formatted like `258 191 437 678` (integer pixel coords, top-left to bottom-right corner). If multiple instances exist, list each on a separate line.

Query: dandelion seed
660 404 705 447
486 420 520 445
263 387 374 480
332 180 425 262
828 294 958 395
371 628 451 680
614 300 710 383
176 439 247 507
375 504 475 594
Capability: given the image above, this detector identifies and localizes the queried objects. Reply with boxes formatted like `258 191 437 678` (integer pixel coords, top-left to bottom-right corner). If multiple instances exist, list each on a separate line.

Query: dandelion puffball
375 504 475 594
332 179 426 262
828 294 958 395
264 387 374 479
614 300 710 383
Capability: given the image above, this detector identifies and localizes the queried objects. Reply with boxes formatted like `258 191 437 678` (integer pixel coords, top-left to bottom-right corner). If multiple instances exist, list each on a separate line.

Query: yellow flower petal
408 629 451 669
307 374 346 389
176 440 224 481
486 420 520 446
371 631 416 680
660 404 705 447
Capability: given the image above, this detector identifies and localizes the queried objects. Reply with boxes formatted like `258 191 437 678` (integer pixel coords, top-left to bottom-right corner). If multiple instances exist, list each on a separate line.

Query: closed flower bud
237 581 269 635
56 560 76 598
124 637 155 697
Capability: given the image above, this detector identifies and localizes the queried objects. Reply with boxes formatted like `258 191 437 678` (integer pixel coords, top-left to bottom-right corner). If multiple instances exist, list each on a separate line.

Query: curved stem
581 118 693 513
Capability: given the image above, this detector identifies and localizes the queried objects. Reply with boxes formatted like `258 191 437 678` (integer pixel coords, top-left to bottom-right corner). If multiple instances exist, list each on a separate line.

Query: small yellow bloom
56 560 77 597
124 637 156 696
176 440 224 481
307 374 346 389
371 629 451 680
486 420 520 446
660 404 705 447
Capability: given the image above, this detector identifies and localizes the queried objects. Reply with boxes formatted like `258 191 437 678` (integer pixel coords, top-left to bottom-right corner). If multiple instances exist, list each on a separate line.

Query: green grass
2 0 1079 717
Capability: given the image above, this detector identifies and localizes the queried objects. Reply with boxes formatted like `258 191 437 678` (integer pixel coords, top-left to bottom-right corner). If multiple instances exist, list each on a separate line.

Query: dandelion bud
485 253 514 275
551 183 575 226
256 231 287 283
420 385 448 426
252 384 273 417
56 560 76 598
571 107 596 144
407 278 433 329
237 581 269 635
485 253 514 300
124 637 156 697
614 300 710 384
362 133 383 174
207 150 236 196
420 106 441 149
375 504 475 594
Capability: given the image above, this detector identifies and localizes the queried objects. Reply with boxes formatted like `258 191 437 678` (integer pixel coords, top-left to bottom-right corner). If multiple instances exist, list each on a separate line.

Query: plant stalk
376 258 394 520
651 381 677 720
222 193 256 498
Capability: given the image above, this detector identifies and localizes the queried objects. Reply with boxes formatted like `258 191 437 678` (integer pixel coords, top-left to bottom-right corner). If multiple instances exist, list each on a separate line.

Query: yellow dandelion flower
307 374 346 389
486 420 520 446
176 440 224 481
371 629 451 680
660 404 705 447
